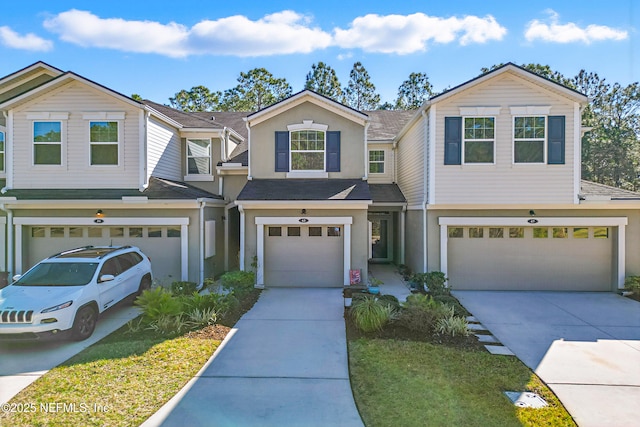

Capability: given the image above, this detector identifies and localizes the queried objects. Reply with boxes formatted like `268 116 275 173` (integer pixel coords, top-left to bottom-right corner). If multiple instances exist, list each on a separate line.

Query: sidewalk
143 288 364 427
368 263 412 302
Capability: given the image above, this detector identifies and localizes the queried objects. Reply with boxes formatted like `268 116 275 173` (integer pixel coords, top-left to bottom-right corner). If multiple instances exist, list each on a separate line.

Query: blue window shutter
444 117 462 165
326 131 341 172
547 116 565 164
275 131 289 172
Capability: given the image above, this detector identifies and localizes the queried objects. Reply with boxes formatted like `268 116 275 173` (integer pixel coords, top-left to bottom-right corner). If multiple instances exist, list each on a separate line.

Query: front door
369 213 393 262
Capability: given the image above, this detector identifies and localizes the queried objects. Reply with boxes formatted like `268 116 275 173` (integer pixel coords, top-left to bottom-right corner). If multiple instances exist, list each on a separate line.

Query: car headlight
41 301 73 313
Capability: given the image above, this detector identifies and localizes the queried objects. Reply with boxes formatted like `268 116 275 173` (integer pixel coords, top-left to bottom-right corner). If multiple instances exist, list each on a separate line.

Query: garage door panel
449 226 613 291
264 225 343 287
27 226 181 285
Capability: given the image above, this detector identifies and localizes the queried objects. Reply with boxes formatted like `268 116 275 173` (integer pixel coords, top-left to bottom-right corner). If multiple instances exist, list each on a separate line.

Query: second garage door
264 225 343 287
447 225 614 291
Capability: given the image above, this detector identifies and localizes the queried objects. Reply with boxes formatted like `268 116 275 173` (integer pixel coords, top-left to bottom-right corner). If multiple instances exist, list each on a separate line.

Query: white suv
0 246 152 341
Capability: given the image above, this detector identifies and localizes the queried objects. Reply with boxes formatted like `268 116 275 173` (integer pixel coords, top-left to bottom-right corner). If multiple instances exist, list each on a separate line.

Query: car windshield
14 262 99 286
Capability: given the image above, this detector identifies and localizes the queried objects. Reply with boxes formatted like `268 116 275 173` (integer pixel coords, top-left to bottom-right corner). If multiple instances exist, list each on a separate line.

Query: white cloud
525 10 628 44
333 13 507 54
43 9 331 57
0 26 52 51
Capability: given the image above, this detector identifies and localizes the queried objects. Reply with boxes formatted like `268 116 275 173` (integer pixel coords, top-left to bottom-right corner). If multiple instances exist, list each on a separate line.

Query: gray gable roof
369 184 406 203
143 100 226 129
580 180 640 200
365 110 415 141
1 177 221 201
237 179 371 201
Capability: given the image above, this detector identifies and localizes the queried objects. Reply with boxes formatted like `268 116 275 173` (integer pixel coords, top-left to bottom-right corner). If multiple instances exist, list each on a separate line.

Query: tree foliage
169 85 221 112
395 72 434 110
219 68 292 111
343 62 381 110
305 62 343 100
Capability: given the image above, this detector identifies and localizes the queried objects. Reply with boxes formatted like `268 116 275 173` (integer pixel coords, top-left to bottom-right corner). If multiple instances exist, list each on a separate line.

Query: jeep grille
0 310 34 324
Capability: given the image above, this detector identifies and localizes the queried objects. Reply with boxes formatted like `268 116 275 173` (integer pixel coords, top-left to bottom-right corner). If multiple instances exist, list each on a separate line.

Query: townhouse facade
0 62 638 291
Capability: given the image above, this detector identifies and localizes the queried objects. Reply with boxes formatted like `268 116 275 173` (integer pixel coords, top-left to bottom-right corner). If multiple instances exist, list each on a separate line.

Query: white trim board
254 216 353 287
437 216 627 289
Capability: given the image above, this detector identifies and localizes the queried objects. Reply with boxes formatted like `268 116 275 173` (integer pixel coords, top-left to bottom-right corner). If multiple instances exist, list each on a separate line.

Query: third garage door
264 225 343 287
447 225 613 291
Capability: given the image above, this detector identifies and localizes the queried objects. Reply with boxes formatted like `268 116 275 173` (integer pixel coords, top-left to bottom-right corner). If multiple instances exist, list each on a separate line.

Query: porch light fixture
529 210 536 217
301 209 307 215
96 209 104 218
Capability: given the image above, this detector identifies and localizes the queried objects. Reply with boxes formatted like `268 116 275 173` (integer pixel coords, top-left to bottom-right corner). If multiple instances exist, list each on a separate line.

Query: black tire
71 306 97 341
137 275 151 297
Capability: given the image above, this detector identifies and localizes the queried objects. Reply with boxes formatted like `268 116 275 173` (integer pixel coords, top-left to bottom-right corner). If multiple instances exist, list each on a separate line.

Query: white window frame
289 129 326 172
89 120 121 167
368 149 385 174
32 120 64 167
185 138 214 181
462 116 495 165
512 115 547 164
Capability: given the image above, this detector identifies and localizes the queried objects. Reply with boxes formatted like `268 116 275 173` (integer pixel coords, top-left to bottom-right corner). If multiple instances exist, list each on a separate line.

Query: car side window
99 258 121 278
116 254 136 273
128 252 143 265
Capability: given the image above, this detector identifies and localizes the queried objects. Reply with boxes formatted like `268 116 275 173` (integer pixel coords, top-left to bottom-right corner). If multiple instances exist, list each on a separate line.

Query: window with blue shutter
275 131 289 172
326 131 340 172
444 117 462 165
547 116 565 164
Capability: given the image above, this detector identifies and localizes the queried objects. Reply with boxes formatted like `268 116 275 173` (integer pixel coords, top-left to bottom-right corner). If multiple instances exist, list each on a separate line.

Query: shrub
185 308 219 329
432 295 469 317
146 314 188 335
396 294 455 334
220 270 255 298
624 276 640 295
435 316 470 337
351 295 392 332
170 281 199 296
377 294 401 311
398 264 412 280
135 287 184 322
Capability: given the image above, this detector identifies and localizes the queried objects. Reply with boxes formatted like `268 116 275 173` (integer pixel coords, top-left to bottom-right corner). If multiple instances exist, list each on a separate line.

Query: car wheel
136 275 151 297
71 306 97 341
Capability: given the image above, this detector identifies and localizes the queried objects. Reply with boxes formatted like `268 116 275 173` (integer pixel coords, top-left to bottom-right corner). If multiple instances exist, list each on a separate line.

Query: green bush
411 271 449 296
146 314 188 335
435 316 470 337
377 294 401 311
185 308 220 329
135 287 184 322
220 270 255 298
170 281 199 296
624 276 640 295
432 295 469 317
351 295 392 332
396 294 455 334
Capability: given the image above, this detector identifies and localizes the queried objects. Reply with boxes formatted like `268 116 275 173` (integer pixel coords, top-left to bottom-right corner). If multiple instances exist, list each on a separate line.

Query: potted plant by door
368 277 383 295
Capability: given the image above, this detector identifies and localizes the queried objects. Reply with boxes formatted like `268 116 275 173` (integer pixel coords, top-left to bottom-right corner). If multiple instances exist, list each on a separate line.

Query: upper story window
463 117 494 164
290 130 325 171
186 138 212 175
369 150 385 173
33 121 62 165
90 121 119 165
0 131 4 172
513 116 545 163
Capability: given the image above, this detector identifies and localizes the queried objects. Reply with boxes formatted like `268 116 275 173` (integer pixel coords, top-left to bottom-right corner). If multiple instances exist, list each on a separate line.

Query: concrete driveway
0 303 140 405
454 291 640 427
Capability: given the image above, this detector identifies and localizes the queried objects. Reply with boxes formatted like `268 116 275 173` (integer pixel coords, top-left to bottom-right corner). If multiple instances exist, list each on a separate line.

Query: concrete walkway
143 288 363 427
454 291 640 427
368 263 412 302
0 303 140 405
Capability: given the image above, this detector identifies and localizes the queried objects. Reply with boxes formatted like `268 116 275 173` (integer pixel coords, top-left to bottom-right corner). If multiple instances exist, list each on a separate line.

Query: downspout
0 204 13 277
198 199 206 287
363 121 370 180
139 111 150 192
220 127 228 162
238 204 245 270
2 111 12 192
245 121 252 180
421 109 429 273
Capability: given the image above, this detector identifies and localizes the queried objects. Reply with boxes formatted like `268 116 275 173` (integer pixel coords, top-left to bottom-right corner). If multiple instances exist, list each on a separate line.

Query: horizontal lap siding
435 75 575 204
147 117 181 181
396 119 425 205
12 82 141 188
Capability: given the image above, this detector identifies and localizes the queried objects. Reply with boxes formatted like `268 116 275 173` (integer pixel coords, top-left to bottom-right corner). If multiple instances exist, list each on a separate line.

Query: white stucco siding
11 81 141 189
396 118 425 206
147 116 181 181
434 74 576 204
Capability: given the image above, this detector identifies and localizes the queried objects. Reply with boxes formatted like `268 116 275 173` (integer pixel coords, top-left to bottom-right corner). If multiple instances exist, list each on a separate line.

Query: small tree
343 62 380 110
305 62 343 101
220 68 292 111
169 85 221 112
395 72 433 110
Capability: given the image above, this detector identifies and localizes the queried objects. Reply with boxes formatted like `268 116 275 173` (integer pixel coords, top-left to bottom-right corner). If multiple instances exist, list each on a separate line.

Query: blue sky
0 0 637 106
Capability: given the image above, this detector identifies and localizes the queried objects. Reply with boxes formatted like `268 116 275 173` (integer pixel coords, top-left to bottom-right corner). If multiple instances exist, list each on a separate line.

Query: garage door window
268 227 281 237
489 228 504 238
167 227 181 238
309 227 322 237
594 227 609 238
287 227 301 237
509 227 524 238
328 227 341 237
148 227 162 238
51 227 64 238
129 227 143 238
533 228 548 238
573 228 588 238
448 227 463 238
553 227 568 238
32 227 45 238
469 227 483 238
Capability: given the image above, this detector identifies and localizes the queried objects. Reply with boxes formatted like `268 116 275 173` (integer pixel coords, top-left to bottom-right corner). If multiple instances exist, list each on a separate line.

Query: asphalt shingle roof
365 110 415 141
143 100 226 129
580 180 640 200
237 179 371 201
369 184 406 203
1 177 221 200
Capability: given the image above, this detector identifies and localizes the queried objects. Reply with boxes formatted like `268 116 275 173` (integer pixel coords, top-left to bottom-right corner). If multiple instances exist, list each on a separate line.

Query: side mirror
12 274 22 281
99 274 115 283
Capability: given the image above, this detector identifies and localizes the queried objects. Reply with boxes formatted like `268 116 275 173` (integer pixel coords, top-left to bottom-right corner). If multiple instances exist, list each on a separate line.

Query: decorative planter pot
368 286 380 295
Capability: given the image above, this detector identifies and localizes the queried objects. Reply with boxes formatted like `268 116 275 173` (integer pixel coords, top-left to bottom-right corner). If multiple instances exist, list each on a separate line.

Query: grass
349 338 576 427
0 328 220 427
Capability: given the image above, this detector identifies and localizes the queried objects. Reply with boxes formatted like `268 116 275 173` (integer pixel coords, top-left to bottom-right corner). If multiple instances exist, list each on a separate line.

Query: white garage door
27 225 182 284
264 225 343 287
448 226 613 291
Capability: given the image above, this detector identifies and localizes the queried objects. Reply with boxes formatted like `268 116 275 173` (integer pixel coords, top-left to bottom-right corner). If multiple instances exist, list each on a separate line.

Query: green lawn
0 329 220 427
349 338 576 427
